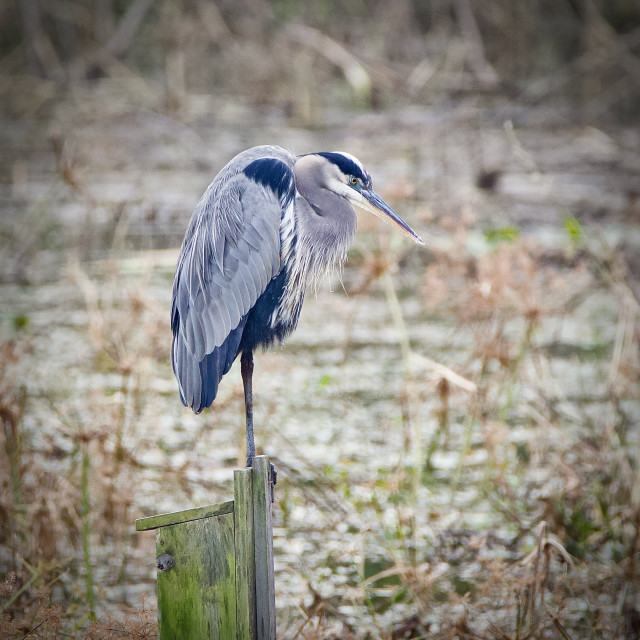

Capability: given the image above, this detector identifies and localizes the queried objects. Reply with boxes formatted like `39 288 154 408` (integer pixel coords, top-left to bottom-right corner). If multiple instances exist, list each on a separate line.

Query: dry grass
2 1 640 637
2 170 639 638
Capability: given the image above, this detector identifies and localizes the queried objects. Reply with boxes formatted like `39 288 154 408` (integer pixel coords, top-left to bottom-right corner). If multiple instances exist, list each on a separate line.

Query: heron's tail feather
172 316 247 413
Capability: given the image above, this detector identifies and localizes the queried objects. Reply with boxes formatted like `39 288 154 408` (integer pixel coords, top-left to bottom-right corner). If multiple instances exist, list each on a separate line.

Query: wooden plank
234 468 256 639
156 512 237 639
136 500 234 531
252 456 276 640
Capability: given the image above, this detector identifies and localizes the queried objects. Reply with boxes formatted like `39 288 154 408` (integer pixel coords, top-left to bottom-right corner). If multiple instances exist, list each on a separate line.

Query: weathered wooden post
135 456 276 639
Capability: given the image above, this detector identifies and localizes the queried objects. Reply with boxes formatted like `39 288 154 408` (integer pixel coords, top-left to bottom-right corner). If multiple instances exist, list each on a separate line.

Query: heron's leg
240 350 255 467
240 350 277 502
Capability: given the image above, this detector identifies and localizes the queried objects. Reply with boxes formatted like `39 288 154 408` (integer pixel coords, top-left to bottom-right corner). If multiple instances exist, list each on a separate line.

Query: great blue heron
171 145 423 467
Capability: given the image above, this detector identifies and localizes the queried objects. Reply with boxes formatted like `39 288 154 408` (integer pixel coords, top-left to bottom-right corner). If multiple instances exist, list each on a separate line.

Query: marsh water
2 84 639 635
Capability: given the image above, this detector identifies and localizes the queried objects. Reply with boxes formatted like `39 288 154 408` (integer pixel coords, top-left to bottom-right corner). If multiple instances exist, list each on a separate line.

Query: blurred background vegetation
4 0 640 115
4 0 640 119
1 0 640 638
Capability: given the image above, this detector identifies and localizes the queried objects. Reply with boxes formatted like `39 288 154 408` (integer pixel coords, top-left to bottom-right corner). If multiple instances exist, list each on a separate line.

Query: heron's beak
351 189 424 245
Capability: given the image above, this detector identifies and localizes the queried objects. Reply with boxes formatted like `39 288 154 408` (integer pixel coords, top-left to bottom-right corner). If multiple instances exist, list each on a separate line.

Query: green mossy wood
135 455 276 639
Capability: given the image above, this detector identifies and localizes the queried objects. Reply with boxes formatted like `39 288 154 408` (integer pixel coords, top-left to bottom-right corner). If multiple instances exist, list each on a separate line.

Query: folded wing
171 152 295 412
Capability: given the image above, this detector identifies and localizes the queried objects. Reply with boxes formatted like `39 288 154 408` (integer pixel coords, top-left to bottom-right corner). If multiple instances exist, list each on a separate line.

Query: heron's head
298 151 424 245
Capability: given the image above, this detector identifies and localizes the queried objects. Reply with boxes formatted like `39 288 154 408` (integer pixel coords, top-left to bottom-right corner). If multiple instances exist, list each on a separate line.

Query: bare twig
195 0 232 41
20 0 62 78
453 0 499 89
105 0 156 57
410 352 477 393
284 23 371 103
406 57 438 97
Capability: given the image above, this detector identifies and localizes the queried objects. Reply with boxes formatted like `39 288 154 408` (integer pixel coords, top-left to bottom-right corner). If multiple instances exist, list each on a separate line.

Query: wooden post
135 456 276 639
252 457 276 639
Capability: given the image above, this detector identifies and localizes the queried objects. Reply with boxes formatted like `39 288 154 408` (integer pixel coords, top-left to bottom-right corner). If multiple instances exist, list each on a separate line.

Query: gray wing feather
233 256 253 309
172 146 295 367
173 335 201 407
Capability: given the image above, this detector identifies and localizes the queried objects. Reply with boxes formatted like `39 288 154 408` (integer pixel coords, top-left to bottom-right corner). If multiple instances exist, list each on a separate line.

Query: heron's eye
350 176 358 185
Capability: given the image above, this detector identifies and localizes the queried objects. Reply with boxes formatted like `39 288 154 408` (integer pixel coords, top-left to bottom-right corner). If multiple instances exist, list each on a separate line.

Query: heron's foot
269 463 277 503
245 455 253 468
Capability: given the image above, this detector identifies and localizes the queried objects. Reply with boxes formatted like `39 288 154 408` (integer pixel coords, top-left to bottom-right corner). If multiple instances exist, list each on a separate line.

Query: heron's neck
272 189 354 330
295 190 357 275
